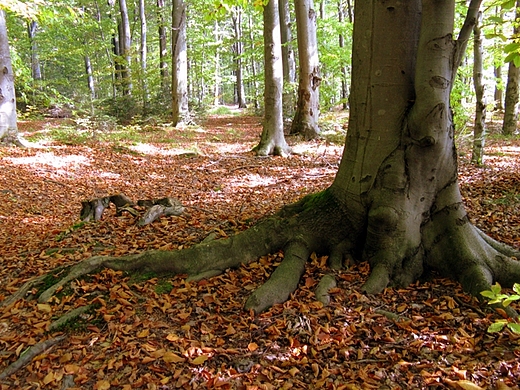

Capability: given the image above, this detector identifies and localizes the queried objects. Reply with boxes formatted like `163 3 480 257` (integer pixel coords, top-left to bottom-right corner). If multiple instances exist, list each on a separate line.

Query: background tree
290 0 321 140
502 0 520 136
117 0 132 95
472 11 486 165
279 0 296 118
171 0 188 126
232 6 247 108
0 9 19 144
138 0 148 112
254 0 291 156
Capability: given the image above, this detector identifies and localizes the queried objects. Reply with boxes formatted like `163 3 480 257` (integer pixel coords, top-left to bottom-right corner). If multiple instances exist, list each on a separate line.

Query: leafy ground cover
0 112 519 389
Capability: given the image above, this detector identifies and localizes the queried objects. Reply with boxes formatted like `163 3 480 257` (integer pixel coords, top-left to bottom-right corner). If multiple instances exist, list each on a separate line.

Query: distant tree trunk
493 6 504 111
27 21 42 81
171 0 189 126
213 21 221 106
118 0 132 95
338 1 349 110
157 0 169 96
472 12 485 165
95 0 117 98
254 0 291 156
232 7 247 109
139 0 148 111
345 0 353 21
290 0 321 140
494 65 503 111
85 55 96 102
248 14 260 110
0 10 20 144
279 0 296 118
502 0 520 135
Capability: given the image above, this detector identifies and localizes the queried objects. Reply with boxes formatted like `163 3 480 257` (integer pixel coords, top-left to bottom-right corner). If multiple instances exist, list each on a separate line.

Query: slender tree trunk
338 1 348 110
27 21 42 81
279 0 296 118
171 0 189 126
248 14 260 110
213 20 221 106
254 0 291 156
502 0 520 135
494 65 503 111
95 0 117 98
139 0 148 111
232 7 247 109
118 0 132 95
0 10 19 144
472 12 486 165
157 0 169 96
290 0 321 140
493 6 504 111
85 55 96 103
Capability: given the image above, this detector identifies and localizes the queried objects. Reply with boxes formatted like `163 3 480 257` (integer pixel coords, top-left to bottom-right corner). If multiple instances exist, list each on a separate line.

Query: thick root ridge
244 240 310 313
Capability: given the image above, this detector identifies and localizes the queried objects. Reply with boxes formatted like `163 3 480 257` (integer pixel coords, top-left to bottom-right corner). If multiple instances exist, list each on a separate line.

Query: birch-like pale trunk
0 10 19 144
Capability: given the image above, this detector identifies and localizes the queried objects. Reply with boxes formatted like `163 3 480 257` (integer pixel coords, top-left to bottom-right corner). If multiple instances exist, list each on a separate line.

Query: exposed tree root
5 187 520 317
315 274 337 306
0 336 66 380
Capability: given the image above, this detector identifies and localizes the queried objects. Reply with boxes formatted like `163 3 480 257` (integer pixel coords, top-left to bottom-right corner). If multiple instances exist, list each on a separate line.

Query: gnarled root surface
5 188 520 314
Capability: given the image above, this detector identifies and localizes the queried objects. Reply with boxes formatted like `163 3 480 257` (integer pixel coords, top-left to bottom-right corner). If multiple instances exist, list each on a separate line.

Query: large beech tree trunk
14 0 520 315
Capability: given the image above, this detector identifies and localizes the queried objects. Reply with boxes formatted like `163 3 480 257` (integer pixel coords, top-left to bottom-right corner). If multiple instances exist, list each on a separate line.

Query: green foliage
481 283 520 334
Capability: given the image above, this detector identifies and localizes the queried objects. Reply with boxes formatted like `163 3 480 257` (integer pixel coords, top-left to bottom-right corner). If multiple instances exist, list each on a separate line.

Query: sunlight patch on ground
225 173 278 188
128 143 202 156
206 142 252 154
4 152 90 168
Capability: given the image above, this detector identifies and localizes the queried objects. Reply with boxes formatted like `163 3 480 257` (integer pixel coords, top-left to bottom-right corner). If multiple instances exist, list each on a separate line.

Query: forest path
0 113 519 389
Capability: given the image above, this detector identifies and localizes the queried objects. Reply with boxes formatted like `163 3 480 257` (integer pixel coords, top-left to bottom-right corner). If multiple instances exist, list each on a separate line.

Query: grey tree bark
171 0 189 126
472 12 486 165
502 0 520 136
290 0 321 140
14 0 520 316
254 0 291 156
0 10 19 144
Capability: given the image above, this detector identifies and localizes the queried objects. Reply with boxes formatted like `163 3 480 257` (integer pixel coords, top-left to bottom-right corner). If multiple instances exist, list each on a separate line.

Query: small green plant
480 283 520 334
56 221 86 241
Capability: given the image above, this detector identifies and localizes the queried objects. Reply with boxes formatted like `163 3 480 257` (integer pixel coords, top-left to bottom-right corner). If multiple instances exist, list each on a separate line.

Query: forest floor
0 110 519 389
